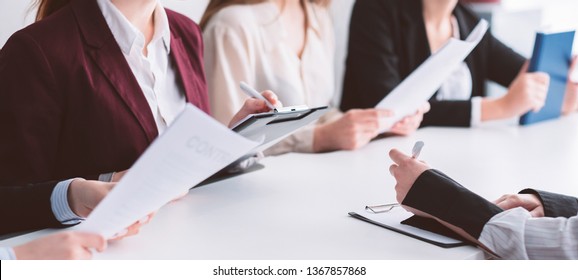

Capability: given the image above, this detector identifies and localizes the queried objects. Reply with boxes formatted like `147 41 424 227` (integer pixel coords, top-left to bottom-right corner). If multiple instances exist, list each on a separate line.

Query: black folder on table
520 30 575 125
349 207 471 248
195 105 328 187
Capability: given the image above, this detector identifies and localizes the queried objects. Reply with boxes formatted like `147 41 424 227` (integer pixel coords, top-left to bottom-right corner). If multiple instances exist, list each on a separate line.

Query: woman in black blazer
341 0 578 127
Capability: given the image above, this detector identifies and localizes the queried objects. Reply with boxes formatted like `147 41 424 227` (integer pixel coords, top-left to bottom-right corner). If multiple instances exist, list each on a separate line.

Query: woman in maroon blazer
0 0 277 185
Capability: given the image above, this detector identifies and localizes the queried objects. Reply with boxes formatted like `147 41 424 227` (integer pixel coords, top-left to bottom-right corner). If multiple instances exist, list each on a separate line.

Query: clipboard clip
274 105 309 114
365 203 400 214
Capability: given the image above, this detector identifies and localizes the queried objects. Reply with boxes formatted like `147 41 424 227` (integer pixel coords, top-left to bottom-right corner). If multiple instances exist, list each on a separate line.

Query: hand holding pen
366 141 426 213
240 82 278 111
389 141 430 204
227 82 282 128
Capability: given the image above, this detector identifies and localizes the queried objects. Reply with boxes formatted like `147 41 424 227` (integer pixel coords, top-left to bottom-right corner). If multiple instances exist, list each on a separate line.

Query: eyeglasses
365 203 400 214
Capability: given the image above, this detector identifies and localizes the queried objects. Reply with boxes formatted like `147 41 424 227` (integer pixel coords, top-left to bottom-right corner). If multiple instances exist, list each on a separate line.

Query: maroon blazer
0 0 210 185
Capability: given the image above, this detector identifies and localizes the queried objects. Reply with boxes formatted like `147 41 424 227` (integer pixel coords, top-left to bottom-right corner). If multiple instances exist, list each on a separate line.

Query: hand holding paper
376 19 489 133
77 105 260 239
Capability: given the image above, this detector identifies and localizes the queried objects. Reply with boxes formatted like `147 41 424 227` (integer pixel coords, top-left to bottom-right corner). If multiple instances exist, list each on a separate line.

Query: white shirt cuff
98 172 114 182
50 179 84 225
470 96 483 127
0 247 16 260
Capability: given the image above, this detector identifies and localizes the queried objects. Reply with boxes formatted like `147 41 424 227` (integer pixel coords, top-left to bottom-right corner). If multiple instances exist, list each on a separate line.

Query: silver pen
411 140 424 159
240 81 277 111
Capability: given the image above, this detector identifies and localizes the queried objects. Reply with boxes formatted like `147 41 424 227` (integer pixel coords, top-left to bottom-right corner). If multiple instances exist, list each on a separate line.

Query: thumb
517 61 529 76
76 232 107 252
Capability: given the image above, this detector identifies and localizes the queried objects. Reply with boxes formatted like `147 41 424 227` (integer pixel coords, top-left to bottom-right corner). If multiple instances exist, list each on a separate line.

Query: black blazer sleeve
519 189 578 218
0 182 64 235
403 169 503 238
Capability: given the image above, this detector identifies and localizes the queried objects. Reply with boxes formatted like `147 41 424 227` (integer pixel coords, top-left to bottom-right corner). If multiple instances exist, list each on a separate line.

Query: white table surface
2 115 577 259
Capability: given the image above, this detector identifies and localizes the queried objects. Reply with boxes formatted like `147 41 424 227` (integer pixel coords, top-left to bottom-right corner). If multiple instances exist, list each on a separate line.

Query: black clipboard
348 210 471 248
231 105 329 157
192 106 328 188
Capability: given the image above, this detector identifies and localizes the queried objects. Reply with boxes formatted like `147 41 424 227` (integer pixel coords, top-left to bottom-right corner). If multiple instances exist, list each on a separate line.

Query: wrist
481 97 513 121
67 178 86 217
313 125 327 153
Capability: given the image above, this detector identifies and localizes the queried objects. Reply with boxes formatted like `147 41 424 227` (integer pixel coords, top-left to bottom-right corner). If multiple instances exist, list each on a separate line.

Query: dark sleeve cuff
402 169 503 238
0 181 65 235
421 100 472 127
519 189 578 218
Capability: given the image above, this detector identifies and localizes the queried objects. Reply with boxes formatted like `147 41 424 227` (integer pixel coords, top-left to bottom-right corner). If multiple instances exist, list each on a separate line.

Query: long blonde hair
200 0 331 30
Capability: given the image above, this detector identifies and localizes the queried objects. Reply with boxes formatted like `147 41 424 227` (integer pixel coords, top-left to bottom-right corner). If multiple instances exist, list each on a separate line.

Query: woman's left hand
562 56 578 115
228 90 282 128
390 102 430 136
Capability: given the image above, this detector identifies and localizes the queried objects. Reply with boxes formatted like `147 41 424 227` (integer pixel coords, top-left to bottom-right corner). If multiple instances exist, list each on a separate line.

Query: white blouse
436 16 481 126
203 2 338 155
97 0 186 135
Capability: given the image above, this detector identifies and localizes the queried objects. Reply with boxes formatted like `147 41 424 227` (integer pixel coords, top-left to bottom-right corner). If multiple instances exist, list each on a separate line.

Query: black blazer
340 0 526 127
0 182 64 235
405 169 578 239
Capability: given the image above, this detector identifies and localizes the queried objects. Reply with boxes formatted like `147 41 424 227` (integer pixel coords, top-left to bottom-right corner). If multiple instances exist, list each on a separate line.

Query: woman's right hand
13 232 106 260
497 62 550 118
313 109 392 152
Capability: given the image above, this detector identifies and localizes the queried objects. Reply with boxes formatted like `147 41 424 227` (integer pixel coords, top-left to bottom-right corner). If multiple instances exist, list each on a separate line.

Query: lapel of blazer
165 10 210 115
170 36 206 112
71 0 158 142
454 4 480 96
400 0 431 77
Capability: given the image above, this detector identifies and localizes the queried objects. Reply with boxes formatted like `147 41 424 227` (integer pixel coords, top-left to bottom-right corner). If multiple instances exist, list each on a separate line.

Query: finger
110 229 129 240
124 224 141 237
375 109 394 118
75 248 94 260
568 55 578 83
389 148 411 164
350 109 390 122
261 90 282 108
495 198 520 210
529 72 550 85
75 232 107 252
390 124 410 136
245 98 270 113
492 195 508 205
420 102 431 114
389 164 398 176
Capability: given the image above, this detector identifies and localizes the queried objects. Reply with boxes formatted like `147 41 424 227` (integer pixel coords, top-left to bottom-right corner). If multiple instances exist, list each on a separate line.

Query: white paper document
376 19 489 132
77 104 259 238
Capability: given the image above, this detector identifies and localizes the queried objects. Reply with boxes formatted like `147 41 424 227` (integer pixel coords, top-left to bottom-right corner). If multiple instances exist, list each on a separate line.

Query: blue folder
519 30 575 125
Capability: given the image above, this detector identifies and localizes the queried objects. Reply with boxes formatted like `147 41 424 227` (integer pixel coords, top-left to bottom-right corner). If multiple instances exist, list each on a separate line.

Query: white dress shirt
436 16 482 126
479 207 578 259
97 0 186 135
203 2 339 155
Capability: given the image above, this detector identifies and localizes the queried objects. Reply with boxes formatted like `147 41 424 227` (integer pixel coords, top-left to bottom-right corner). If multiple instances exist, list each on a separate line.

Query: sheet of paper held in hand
376 19 489 132
77 104 260 239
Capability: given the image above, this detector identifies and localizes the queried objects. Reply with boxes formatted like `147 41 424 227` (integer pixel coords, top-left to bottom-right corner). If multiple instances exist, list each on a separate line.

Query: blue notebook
519 30 575 125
